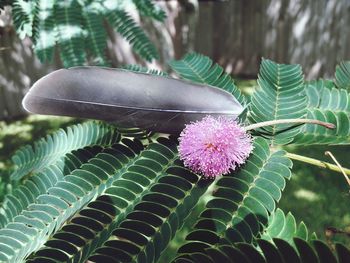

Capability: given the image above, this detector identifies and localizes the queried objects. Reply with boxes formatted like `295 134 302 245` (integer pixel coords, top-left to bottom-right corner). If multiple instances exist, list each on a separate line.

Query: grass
280 144 350 246
0 115 79 199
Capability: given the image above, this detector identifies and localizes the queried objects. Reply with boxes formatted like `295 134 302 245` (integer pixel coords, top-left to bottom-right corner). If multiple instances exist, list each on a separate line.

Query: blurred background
1 0 350 254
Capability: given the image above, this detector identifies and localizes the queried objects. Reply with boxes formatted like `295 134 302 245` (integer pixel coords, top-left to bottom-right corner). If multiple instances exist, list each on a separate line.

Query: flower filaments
178 116 253 178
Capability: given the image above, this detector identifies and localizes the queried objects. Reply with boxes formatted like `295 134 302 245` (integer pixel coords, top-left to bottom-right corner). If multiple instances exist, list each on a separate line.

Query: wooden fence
166 0 350 78
1 0 350 120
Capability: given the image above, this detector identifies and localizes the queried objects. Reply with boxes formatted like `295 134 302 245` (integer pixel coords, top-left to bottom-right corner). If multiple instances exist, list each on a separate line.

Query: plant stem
325 151 350 187
244 119 335 131
285 152 350 176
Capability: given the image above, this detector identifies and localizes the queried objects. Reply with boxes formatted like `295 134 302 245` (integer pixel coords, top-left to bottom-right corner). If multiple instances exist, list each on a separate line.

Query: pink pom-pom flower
178 116 253 178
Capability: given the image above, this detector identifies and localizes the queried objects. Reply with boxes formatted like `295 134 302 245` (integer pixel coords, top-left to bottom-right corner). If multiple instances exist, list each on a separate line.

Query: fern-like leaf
122 64 168 76
132 0 166 21
335 61 350 89
53 0 86 67
0 146 103 228
249 59 307 144
107 8 159 61
10 121 119 181
26 137 207 263
11 0 165 66
177 138 292 255
32 0 56 62
169 53 246 107
293 80 350 144
0 139 144 262
12 0 35 39
28 137 176 262
261 208 313 245
174 238 346 263
87 141 211 262
82 2 108 66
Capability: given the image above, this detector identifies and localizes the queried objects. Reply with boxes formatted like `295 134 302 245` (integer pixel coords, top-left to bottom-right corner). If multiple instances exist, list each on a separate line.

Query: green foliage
32 0 56 62
169 53 247 107
277 144 350 248
0 146 104 228
0 138 145 262
174 238 348 263
27 137 174 261
0 116 77 203
54 0 86 67
12 0 35 39
176 138 292 255
293 80 350 144
107 8 159 62
261 208 314 245
82 3 108 65
249 59 307 144
11 0 164 66
132 0 166 21
27 137 211 262
122 64 168 76
335 61 350 89
2 55 350 262
10 121 119 181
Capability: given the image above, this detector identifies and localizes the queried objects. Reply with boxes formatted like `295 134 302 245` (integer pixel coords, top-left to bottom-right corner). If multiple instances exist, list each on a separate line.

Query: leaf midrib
77 154 179 263
4 144 142 262
218 150 274 243
271 65 281 137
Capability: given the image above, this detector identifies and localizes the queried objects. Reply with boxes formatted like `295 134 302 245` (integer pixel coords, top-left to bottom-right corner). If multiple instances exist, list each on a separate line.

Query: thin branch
285 152 350 177
244 119 335 131
325 151 350 187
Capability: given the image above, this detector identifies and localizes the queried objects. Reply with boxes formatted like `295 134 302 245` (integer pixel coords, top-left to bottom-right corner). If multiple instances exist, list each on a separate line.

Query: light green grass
0 115 79 199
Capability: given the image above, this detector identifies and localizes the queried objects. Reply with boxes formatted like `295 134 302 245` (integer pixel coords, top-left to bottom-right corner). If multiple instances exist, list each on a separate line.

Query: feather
22 67 244 134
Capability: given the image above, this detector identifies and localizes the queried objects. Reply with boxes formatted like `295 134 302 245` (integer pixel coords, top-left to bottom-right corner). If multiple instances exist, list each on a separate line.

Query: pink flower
178 116 253 178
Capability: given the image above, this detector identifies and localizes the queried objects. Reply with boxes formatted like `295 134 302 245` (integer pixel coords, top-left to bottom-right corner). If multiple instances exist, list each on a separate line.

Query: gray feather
22 67 244 134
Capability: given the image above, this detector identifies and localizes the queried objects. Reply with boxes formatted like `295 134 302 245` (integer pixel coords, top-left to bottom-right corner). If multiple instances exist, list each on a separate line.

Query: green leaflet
335 61 350 90
174 238 347 263
27 137 180 262
107 8 159 62
12 0 35 39
27 137 211 263
249 59 307 144
0 146 103 228
132 0 166 21
32 0 56 62
10 121 119 181
260 208 313 246
88 147 211 262
0 138 144 262
169 53 246 107
293 80 350 144
177 138 292 255
53 0 86 67
11 0 162 66
3 50 350 262
122 64 168 77
82 3 108 66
